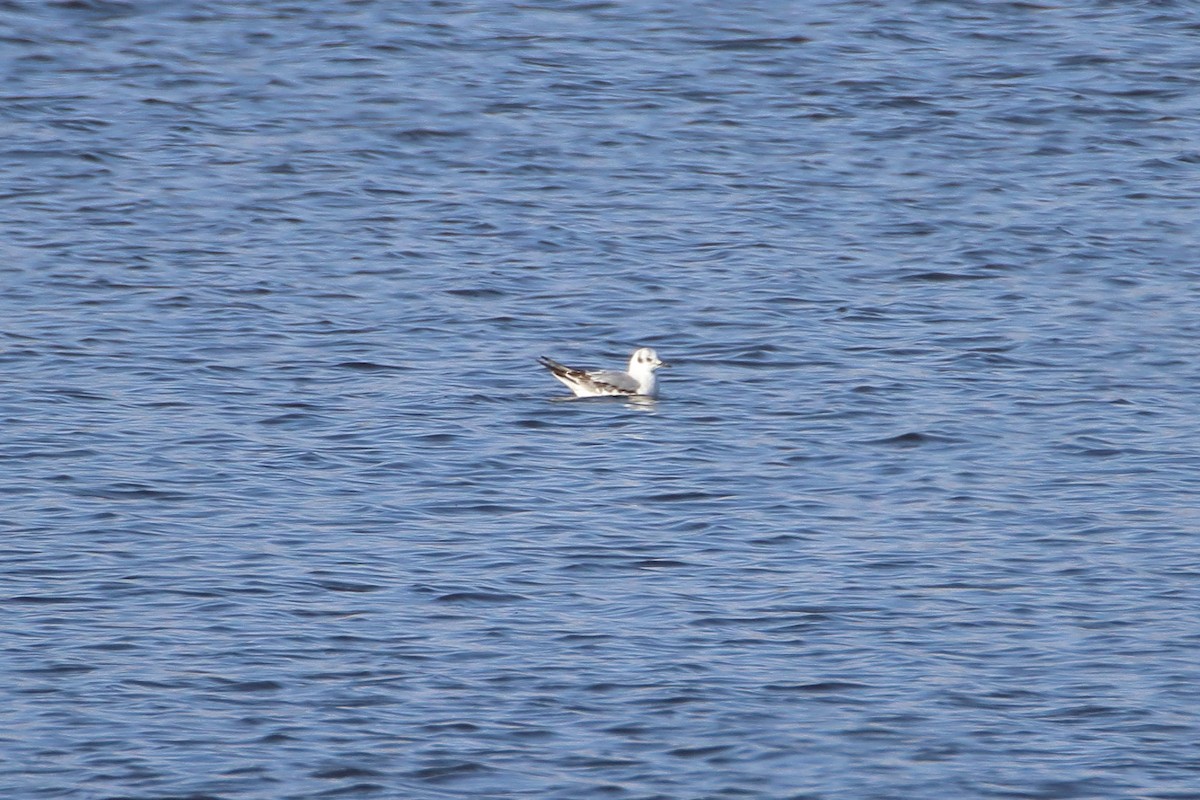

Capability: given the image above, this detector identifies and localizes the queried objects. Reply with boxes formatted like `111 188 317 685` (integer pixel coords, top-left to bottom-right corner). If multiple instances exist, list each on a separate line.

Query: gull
538 347 667 398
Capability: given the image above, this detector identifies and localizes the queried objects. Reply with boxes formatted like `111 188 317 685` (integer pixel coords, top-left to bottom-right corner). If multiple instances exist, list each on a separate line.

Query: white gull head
626 347 666 395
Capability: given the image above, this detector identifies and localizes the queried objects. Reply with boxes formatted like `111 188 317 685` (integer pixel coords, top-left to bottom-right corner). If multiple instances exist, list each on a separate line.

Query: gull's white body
539 347 666 398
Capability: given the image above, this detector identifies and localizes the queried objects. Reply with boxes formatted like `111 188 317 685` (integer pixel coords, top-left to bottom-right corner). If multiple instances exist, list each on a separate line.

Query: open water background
4 1 1200 798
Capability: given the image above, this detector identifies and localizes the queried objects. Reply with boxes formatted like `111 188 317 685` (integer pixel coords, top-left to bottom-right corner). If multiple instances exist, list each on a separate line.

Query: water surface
3 2 1200 798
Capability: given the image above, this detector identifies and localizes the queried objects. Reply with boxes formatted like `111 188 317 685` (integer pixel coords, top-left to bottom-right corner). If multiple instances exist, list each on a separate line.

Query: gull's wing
539 357 639 395
584 369 639 393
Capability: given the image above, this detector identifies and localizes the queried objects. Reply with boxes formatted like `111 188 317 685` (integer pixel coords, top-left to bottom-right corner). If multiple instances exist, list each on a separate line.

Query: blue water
4 2 1200 798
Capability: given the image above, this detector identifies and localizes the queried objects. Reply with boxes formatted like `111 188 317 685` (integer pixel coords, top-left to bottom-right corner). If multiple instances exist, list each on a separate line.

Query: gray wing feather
586 370 638 392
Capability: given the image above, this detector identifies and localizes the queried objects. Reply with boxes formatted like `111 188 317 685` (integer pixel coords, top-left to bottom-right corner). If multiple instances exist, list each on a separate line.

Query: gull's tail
538 356 572 378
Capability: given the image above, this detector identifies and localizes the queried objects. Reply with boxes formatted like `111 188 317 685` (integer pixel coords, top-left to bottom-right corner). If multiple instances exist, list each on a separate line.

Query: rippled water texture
4 2 1200 798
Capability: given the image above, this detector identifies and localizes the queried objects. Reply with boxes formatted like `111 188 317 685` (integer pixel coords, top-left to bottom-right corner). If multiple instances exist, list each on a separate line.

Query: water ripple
3 1 1200 799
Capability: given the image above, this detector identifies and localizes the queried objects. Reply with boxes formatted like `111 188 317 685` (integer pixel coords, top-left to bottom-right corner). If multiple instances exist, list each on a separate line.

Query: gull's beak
658 361 670 368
